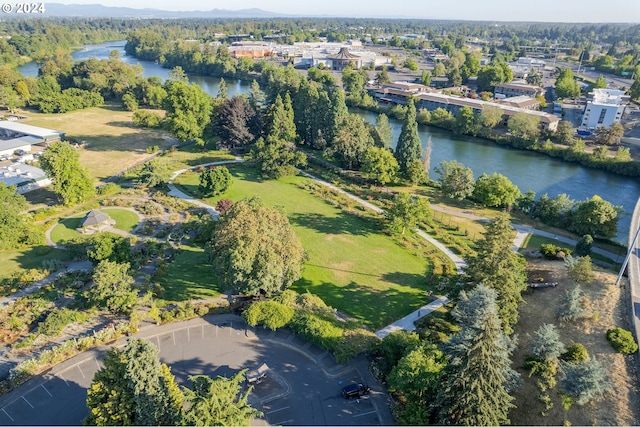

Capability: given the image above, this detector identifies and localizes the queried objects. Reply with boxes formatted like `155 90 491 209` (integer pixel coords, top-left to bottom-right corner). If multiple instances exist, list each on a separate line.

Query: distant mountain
43 3 289 18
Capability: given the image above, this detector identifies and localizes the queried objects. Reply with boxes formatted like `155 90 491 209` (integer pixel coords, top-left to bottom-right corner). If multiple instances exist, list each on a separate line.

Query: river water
19 41 640 243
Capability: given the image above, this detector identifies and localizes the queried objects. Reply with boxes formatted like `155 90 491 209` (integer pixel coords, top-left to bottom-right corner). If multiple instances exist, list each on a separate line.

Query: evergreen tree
248 80 266 113
435 285 518 425
267 93 296 142
181 373 262 426
375 113 393 149
394 98 422 176
531 323 566 361
464 213 527 334
216 77 228 99
85 339 183 426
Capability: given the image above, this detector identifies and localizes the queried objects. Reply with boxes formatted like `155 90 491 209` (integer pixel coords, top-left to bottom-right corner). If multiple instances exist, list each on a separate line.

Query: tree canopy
0 183 40 250
464 213 527 334
435 160 475 200
163 80 212 144
39 141 95 206
207 197 305 295
394 98 422 176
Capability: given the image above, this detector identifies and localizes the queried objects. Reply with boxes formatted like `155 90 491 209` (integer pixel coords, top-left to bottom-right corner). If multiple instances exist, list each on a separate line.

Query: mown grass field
20 104 173 180
50 208 140 243
175 163 433 329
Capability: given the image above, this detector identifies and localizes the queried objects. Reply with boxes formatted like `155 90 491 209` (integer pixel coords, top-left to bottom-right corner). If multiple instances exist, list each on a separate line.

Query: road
553 59 634 90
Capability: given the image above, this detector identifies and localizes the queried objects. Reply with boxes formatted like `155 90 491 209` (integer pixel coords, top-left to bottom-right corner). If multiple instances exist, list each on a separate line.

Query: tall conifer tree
394 98 422 175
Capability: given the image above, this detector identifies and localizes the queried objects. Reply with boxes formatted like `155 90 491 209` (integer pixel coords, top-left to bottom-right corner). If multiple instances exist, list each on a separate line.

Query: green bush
243 300 294 331
561 343 589 363
289 312 343 350
606 328 638 354
540 243 573 259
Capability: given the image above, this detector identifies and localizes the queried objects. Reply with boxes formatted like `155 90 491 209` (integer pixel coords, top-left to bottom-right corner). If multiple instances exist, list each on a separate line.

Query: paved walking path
375 296 450 338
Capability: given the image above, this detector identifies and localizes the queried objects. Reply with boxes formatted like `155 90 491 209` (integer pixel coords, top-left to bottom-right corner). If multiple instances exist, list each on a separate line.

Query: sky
57 0 640 23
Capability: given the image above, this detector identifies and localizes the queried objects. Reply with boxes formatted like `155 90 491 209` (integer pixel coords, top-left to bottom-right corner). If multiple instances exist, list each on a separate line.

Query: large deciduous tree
387 193 433 235
39 141 95 206
163 80 212 144
464 213 527 334
434 285 518 425
207 197 305 295
508 112 540 141
361 146 399 185
214 96 260 149
555 67 580 99
394 98 422 176
0 183 40 250
434 160 475 201
473 172 522 209
88 260 138 314
570 195 620 239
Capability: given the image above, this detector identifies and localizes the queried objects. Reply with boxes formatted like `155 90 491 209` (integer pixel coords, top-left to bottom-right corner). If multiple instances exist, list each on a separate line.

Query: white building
0 163 50 194
581 89 629 129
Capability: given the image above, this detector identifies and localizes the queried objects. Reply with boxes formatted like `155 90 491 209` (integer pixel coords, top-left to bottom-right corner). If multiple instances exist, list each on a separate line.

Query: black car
341 383 370 399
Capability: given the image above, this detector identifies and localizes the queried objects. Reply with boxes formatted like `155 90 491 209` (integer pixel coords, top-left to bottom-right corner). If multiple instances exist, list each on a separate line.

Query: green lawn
154 244 222 301
50 208 140 243
101 208 139 232
520 234 620 266
0 246 69 282
175 164 432 329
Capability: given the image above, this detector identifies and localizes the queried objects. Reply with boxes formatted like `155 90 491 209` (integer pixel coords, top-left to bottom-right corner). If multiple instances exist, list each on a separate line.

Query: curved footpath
168 161 623 338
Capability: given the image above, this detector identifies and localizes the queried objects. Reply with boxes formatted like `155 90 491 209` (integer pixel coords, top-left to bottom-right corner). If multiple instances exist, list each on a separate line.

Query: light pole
616 221 640 287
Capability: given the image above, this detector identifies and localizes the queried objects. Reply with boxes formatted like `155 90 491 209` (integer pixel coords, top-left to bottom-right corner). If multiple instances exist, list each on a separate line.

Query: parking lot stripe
2 408 14 422
95 357 101 370
265 406 289 415
58 373 70 387
21 395 34 409
273 419 293 425
77 365 85 378
173 331 176 345
201 325 204 339
156 335 161 350
187 328 190 342
353 410 377 418
41 384 53 397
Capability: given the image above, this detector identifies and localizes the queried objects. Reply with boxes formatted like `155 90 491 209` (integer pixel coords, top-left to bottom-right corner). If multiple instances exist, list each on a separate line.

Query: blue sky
59 1 640 22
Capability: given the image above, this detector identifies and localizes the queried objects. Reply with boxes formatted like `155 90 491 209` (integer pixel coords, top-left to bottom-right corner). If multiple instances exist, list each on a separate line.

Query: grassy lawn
101 208 140 232
0 246 69 282
154 244 222 301
175 164 433 329
19 104 173 181
50 208 140 243
154 144 237 172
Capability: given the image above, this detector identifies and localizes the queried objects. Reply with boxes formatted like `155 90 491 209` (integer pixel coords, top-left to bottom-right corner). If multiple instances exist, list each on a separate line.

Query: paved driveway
0 315 390 426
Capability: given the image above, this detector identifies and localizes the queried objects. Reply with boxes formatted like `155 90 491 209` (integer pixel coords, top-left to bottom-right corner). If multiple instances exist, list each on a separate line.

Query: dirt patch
330 261 355 281
325 234 354 244
509 258 640 425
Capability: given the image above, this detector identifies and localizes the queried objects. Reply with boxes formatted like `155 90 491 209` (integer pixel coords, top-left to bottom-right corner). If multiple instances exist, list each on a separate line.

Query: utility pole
615 223 640 287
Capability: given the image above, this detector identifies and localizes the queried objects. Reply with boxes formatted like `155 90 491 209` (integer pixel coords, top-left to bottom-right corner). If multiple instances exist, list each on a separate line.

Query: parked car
341 383 370 399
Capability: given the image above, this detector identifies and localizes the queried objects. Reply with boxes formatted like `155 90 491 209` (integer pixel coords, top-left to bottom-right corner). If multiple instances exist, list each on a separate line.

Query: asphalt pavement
0 314 393 426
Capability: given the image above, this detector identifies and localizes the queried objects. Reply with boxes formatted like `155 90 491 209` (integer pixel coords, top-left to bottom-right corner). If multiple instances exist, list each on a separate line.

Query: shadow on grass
380 271 430 287
105 120 136 128
288 211 372 237
293 278 429 330
154 245 222 301
71 129 169 153
4 246 71 278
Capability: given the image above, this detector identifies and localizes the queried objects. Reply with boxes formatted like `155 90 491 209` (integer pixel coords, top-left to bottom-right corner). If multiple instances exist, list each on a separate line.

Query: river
19 41 640 243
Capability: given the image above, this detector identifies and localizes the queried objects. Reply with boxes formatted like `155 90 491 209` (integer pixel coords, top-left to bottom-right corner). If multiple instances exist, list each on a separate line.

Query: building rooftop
331 47 360 60
0 164 47 187
0 135 40 151
495 82 542 92
0 121 64 140
82 209 112 227
590 89 629 106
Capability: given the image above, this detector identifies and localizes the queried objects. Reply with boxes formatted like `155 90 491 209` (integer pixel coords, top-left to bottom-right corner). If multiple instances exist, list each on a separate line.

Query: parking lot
0 315 390 426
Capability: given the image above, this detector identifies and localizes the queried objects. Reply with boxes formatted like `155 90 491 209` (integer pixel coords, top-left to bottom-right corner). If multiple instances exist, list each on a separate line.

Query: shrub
289 312 343 350
242 300 294 330
540 243 573 259
561 343 589 364
97 183 120 196
606 328 638 354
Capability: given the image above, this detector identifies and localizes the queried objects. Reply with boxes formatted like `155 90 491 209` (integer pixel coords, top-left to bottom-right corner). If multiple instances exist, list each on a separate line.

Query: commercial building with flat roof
0 121 64 142
0 135 39 157
581 88 629 129
0 164 50 194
